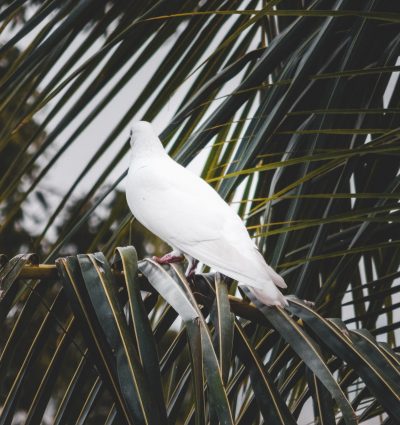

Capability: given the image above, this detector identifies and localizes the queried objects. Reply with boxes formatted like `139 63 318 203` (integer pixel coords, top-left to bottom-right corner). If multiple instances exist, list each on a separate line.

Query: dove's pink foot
152 253 184 265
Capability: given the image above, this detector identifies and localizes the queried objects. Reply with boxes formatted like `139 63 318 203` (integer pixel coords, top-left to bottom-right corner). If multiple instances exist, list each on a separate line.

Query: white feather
126 121 287 307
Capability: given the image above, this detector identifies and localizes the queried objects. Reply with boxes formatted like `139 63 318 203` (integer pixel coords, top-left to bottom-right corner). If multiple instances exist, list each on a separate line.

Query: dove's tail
243 283 288 307
254 249 287 289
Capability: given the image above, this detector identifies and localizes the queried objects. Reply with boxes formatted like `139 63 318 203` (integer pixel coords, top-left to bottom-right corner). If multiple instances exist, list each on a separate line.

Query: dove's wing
127 156 286 296
127 157 233 244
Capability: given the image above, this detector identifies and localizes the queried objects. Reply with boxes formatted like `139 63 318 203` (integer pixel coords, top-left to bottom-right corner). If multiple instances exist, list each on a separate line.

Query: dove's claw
302 299 315 308
152 253 184 265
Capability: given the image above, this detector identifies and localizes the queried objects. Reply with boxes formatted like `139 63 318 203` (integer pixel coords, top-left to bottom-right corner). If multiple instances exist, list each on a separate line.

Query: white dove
126 121 287 307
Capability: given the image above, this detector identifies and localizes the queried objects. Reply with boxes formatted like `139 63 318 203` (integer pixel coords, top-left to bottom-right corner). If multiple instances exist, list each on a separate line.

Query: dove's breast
126 161 162 225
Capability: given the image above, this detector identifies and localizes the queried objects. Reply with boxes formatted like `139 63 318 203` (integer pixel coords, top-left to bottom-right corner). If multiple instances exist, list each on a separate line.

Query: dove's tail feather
265 264 287 289
254 249 287 289
245 284 288 307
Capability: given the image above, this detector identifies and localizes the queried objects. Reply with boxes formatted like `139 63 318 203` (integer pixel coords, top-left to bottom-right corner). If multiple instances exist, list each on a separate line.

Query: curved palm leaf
1 249 400 423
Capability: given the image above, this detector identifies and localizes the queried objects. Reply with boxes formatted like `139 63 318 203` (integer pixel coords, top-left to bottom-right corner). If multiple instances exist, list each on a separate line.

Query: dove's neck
130 133 166 163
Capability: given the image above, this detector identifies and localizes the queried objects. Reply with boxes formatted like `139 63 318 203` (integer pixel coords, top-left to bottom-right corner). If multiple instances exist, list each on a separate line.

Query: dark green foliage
1 249 400 423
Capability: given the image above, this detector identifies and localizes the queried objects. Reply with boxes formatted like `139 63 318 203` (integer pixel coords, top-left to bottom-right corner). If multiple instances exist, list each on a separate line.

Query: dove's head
129 121 165 159
129 121 155 148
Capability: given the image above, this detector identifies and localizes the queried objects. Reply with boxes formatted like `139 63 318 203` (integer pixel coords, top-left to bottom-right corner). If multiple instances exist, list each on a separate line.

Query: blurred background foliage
0 0 400 424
